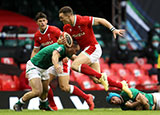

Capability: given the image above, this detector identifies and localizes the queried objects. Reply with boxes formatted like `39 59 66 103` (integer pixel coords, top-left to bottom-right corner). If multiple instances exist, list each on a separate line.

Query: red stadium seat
101 68 115 77
1 57 15 65
135 58 147 66
140 64 152 75
20 63 26 71
116 68 130 80
110 63 124 72
125 63 139 72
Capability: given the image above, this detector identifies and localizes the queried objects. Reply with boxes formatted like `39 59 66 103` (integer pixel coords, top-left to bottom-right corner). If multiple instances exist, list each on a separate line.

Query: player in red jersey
58 6 133 98
31 12 94 111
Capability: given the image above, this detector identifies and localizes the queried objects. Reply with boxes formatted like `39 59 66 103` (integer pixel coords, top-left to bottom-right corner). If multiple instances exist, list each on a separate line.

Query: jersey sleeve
33 34 41 48
52 26 62 38
55 45 65 56
79 16 94 26
63 24 72 33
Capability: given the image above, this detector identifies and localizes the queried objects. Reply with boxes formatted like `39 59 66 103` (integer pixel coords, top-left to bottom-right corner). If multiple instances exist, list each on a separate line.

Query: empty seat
110 63 124 72
1 57 15 65
125 63 139 72
20 63 26 70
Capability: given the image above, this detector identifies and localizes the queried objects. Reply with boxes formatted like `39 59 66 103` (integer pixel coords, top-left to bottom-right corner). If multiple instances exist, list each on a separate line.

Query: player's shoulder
48 25 60 31
34 30 41 38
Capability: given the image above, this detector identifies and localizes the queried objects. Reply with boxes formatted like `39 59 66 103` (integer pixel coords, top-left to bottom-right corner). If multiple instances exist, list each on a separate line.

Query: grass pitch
0 108 159 115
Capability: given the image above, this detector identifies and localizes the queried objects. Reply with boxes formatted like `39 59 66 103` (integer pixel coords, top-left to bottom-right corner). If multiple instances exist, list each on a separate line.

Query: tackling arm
52 50 63 74
30 48 40 58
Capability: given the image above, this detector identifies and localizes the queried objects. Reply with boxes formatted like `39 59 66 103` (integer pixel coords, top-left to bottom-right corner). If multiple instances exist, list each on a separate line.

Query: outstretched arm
94 17 125 39
52 50 63 74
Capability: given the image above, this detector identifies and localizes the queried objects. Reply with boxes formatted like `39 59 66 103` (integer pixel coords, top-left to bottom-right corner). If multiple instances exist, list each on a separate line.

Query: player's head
59 6 73 25
35 12 48 31
106 92 122 105
67 40 80 57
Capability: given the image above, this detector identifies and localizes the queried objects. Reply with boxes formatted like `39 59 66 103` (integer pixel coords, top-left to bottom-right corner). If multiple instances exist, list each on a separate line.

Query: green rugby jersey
31 43 67 69
120 88 154 110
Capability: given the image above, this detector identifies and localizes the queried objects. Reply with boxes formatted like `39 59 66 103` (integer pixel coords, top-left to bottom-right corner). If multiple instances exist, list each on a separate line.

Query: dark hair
35 12 47 21
59 6 73 15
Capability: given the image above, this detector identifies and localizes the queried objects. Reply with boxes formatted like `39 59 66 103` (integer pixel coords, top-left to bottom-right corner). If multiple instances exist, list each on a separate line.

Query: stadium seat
110 63 124 72
140 64 152 75
100 63 109 72
135 58 147 66
115 68 130 80
125 63 139 70
20 63 26 71
1 57 15 65
101 68 115 77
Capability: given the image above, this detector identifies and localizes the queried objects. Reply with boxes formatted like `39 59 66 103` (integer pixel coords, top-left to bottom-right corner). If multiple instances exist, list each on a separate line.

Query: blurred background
0 0 160 94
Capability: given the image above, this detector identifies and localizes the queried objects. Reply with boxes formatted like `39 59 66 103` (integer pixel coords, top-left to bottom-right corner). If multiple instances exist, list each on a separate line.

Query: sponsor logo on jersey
72 32 85 38
57 47 62 52
39 37 41 40
41 41 54 46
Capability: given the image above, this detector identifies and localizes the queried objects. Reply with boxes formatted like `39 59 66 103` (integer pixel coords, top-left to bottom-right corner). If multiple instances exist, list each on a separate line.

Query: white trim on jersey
33 46 40 49
92 17 95 25
73 15 77 27
40 25 49 35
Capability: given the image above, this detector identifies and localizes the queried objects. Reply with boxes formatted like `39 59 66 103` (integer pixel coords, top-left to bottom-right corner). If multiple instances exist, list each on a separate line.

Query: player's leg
14 77 43 111
71 45 108 90
58 75 94 110
46 70 58 110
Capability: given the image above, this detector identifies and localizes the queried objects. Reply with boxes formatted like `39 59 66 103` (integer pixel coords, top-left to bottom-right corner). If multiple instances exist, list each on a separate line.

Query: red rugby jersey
63 15 98 50
34 25 61 48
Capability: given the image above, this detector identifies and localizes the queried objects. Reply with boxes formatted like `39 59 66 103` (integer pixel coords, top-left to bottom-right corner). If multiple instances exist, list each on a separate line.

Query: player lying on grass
106 88 160 110
13 32 94 111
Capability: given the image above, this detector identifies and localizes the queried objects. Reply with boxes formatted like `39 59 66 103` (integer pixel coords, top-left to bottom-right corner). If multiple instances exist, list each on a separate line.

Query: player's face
67 45 80 56
37 18 48 31
59 13 71 25
110 97 122 105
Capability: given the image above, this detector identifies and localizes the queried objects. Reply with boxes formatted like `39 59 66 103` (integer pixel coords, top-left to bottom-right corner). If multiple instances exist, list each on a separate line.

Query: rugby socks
19 98 25 105
107 77 122 89
70 85 89 100
48 87 56 107
79 64 101 79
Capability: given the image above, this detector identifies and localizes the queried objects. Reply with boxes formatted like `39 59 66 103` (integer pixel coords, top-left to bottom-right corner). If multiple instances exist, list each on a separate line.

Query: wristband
110 27 116 32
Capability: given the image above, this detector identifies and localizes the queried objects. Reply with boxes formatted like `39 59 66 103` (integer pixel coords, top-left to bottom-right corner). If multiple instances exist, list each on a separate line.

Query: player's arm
136 93 150 110
30 48 40 58
52 50 62 74
70 54 77 61
125 100 142 109
94 17 125 39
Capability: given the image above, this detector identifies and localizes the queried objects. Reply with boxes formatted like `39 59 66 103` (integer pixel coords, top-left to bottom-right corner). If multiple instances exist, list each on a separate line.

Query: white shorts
82 44 102 63
152 93 160 110
26 60 49 81
47 60 71 77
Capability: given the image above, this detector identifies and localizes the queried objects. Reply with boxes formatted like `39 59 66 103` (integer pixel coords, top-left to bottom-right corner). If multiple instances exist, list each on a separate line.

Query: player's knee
33 89 43 97
60 85 70 92
71 61 79 71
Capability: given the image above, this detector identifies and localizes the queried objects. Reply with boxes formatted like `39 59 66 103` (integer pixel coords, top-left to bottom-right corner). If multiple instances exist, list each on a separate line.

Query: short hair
59 6 73 15
35 12 47 21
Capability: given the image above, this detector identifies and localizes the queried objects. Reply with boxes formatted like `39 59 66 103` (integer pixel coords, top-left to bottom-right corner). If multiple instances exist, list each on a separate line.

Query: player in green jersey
106 88 160 110
13 32 81 111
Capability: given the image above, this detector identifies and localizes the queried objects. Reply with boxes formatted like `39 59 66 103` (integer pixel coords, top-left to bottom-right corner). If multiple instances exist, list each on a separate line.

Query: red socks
107 77 122 89
80 64 101 79
71 85 89 100
48 87 56 107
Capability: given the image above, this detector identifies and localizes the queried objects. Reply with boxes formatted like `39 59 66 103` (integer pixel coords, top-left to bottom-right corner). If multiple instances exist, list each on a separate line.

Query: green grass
0 108 159 115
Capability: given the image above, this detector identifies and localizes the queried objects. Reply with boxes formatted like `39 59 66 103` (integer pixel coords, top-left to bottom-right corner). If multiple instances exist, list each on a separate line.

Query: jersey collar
73 15 77 27
40 25 49 35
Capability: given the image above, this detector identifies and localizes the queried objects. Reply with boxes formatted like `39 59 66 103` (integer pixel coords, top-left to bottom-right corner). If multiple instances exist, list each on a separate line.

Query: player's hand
62 57 68 63
54 64 63 74
125 101 132 107
112 29 125 39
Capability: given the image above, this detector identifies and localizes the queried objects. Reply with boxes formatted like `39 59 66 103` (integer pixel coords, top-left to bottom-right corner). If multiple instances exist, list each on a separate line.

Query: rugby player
13 32 94 111
106 88 160 110
58 6 132 98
